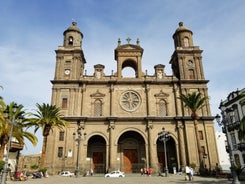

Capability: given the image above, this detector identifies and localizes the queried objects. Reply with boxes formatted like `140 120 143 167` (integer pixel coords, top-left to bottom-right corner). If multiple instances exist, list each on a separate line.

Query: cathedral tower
54 22 86 81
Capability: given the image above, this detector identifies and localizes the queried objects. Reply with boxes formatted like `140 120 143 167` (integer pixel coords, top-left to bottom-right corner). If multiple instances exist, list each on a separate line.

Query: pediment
154 90 169 98
90 90 105 98
116 44 143 51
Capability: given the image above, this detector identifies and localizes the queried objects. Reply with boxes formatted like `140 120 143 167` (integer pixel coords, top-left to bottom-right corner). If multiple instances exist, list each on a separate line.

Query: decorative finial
72 18 77 26
126 37 131 44
136 38 140 46
118 38 121 46
179 22 183 27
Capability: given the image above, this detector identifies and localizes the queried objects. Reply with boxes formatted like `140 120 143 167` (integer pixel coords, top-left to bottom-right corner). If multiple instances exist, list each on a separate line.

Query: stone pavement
5 174 245 184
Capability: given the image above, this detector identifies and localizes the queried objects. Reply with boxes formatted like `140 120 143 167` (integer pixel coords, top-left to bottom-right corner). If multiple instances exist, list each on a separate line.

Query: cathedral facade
45 22 219 175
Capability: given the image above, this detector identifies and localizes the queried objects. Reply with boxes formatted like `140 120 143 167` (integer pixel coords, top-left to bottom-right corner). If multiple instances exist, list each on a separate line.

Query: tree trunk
0 144 6 160
40 136 48 168
0 135 9 160
194 119 202 168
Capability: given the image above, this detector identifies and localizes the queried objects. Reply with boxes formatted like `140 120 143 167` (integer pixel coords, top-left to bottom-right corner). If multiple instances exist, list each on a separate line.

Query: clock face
64 69 70 75
187 60 193 66
120 91 141 112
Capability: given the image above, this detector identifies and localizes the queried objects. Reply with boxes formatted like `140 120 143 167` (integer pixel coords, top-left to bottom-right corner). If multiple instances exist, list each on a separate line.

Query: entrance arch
157 136 178 173
118 131 146 173
87 135 106 173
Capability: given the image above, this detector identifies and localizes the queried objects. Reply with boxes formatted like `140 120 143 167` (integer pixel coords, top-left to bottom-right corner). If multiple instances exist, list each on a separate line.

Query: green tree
0 102 38 160
178 91 208 167
29 103 69 168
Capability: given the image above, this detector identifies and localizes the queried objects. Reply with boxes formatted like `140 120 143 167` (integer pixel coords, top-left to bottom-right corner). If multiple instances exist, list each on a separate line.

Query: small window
231 133 236 145
58 147 63 158
198 131 204 140
62 98 68 109
234 154 241 167
188 69 195 79
184 37 189 47
68 36 73 46
201 146 205 155
59 131 65 141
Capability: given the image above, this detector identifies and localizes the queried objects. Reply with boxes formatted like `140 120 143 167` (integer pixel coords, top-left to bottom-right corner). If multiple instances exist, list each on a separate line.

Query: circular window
120 91 141 112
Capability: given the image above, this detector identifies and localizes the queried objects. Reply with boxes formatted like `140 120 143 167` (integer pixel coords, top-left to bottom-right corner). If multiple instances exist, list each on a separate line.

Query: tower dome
63 22 83 47
172 22 193 48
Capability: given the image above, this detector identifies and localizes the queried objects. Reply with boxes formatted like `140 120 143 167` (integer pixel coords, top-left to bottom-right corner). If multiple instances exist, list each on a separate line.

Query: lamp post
216 107 240 184
73 120 86 178
158 127 170 177
1 104 22 184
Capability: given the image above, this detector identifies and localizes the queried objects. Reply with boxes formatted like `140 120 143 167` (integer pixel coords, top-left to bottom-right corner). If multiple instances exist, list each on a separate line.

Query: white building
219 88 245 169
216 131 230 171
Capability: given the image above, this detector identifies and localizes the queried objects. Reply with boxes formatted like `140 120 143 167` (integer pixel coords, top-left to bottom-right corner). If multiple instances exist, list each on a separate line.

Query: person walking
185 165 191 181
90 168 93 176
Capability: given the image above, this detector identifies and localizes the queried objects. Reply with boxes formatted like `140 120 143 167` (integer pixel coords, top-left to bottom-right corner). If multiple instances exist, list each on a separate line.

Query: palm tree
0 102 38 160
178 91 208 167
29 103 69 168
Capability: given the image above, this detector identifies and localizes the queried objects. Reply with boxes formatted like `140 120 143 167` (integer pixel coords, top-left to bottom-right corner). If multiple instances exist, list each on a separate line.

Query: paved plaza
5 174 245 184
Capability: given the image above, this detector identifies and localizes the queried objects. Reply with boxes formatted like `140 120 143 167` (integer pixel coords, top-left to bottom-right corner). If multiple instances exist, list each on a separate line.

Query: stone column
108 120 116 171
177 123 186 171
147 122 158 171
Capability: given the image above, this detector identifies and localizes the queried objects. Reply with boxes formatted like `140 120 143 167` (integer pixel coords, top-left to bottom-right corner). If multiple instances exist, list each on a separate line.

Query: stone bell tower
54 22 86 81
114 38 144 78
170 22 205 80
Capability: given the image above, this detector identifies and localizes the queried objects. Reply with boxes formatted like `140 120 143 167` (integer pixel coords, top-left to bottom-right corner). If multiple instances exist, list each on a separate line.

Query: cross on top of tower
126 37 131 44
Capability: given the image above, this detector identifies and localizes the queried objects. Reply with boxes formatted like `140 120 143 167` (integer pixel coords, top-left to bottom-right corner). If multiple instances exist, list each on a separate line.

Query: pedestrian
148 167 152 176
185 165 190 181
90 168 93 176
140 168 144 176
215 163 220 178
190 167 194 181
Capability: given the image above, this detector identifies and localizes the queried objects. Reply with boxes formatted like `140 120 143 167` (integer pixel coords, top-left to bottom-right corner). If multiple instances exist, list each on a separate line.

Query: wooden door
92 152 103 173
123 149 138 173
158 151 165 172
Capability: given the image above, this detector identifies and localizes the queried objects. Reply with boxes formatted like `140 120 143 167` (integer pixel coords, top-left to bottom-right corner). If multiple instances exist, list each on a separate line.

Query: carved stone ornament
120 91 141 112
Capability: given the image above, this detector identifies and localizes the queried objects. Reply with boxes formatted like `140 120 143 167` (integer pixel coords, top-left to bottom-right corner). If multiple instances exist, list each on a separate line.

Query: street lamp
73 120 86 178
1 104 22 184
158 127 170 177
216 107 240 184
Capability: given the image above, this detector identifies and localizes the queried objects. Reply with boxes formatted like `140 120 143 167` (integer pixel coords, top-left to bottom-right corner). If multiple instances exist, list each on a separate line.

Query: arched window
184 37 189 47
68 36 73 46
159 100 167 116
188 69 195 79
94 99 102 116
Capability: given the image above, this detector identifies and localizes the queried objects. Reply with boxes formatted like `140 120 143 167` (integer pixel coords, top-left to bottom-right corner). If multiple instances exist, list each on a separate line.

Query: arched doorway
118 131 146 173
157 136 178 173
87 135 106 173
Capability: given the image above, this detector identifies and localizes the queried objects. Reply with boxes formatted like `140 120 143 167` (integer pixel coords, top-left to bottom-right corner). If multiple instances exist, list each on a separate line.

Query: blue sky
0 0 244 154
